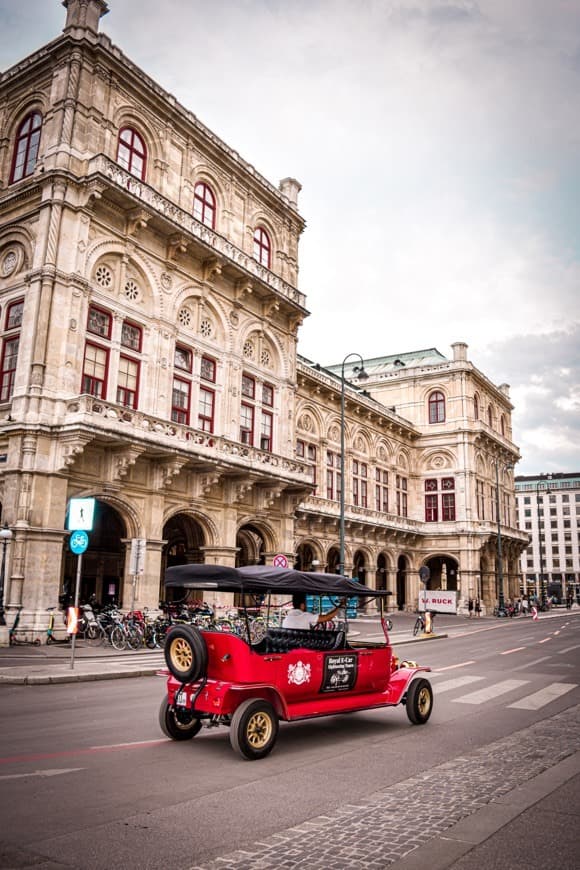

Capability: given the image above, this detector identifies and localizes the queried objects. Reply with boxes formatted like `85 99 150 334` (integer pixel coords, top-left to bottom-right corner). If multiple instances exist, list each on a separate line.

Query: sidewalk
1 609 576 686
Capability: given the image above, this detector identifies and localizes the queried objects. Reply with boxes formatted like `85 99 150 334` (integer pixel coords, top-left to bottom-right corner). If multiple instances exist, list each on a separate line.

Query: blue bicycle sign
69 530 89 555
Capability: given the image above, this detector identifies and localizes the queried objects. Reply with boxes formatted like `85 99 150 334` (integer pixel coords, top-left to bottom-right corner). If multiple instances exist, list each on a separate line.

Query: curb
0 667 162 686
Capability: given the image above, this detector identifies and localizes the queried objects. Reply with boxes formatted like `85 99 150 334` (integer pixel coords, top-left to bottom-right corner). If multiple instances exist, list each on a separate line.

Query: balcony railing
87 155 307 312
63 394 311 483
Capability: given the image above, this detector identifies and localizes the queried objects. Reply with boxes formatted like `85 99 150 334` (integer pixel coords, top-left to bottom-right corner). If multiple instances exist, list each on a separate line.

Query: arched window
253 227 271 268
10 112 42 183
428 391 445 424
193 182 216 229
500 414 506 437
474 394 479 420
487 405 493 428
116 127 146 180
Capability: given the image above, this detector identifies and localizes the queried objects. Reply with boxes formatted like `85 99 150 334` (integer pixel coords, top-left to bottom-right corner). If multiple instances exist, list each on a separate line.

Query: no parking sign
273 554 288 569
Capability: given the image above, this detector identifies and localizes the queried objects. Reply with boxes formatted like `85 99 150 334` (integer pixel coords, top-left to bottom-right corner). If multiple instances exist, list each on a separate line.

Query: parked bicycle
9 606 40 646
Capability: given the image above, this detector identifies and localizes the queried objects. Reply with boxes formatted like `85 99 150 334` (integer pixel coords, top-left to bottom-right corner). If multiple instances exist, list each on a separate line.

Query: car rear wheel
230 699 278 760
158 696 202 740
406 678 433 725
164 625 208 683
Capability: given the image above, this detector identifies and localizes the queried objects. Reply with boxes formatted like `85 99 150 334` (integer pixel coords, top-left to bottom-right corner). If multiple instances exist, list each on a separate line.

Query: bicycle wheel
86 623 104 647
127 625 143 650
110 625 127 651
413 618 422 637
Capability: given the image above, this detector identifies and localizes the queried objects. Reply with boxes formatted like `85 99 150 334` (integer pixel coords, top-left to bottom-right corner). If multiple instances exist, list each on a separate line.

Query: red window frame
116 354 140 409
375 469 388 512
171 376 191 425
240 402 254 445
198 386 215 433
117 127 146 180
396 475 408 517
253 227 271 268
10 112 42 183
425 493 438 522
175 344 193 372
262 382 274 407
0 335 19 402
241 373 255 399
193 182 216 229
200 355 216 383
82 341 109 398
297 440 318 494
428 391 445 423
326 451 341 501
121 320 142 352
6 300 24 331
353 461 368 507
442 493 456 521
260 410 273 451
87 305 112 339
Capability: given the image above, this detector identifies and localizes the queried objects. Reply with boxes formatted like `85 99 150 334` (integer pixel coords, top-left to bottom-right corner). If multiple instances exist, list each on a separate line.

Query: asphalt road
0 613 579 869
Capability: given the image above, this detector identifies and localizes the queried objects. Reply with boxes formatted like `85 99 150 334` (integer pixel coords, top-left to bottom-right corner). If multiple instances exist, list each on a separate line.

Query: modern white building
515 473 580 602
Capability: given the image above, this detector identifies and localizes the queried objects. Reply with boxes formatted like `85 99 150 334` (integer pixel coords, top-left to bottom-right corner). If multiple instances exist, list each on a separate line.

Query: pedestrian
475 598 481 618
468 597 474 619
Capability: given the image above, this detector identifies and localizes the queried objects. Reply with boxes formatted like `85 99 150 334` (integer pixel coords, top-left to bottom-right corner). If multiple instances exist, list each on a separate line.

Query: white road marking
558 644 580 654
90 739 167 749
512 656 552 672
508 683 577 710
433 661 476 672
454 679 529 705
0 768 84 781
538 638 552 644
501 647 526 655
432 676 484 694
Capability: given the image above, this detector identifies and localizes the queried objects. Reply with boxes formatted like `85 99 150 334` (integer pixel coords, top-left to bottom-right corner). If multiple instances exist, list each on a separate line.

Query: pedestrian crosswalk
431 672 578 711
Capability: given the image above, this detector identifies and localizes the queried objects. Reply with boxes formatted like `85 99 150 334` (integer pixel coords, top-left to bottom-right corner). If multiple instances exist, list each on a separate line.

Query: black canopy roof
165 564 391 597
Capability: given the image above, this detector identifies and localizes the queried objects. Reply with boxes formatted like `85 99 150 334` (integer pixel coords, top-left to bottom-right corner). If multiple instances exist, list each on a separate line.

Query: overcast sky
1 0 579 474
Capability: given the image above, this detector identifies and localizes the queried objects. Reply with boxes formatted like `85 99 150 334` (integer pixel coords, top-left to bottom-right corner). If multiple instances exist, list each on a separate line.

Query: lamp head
353 364 368 381
0 524 13 542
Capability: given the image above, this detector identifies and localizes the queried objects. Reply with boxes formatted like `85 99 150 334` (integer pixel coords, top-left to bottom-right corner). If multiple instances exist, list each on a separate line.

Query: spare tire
164 624 208 683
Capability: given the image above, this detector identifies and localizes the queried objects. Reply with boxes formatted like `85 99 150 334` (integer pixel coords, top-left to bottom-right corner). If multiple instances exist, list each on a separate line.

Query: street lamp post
0 524 14 626
339 353 368 577
536 474 552 606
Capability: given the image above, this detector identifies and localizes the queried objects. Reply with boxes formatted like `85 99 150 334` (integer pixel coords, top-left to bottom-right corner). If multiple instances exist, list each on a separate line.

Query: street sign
273 553 289 569
67 498 96 532
129 538 146 575
69 530 89 555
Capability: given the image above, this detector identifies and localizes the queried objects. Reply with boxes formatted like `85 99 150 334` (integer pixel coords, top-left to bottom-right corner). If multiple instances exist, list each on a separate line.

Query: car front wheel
406 677 433 725
158 696 202 740
230 699 278 760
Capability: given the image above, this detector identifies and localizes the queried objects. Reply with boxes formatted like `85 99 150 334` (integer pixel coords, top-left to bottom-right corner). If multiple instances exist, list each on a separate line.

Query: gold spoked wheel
246 710 273 749
164 625 207 683
170 637 193 671
406 677 433 725
231 699 279 759
416 685 432 717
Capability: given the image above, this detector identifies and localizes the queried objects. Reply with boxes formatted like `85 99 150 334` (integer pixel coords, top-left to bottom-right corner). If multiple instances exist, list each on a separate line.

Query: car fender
384 666 431 705
222 684 289 720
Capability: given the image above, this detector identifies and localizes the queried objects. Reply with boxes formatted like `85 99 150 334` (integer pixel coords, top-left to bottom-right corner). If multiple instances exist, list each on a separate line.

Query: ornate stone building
0 0 526 631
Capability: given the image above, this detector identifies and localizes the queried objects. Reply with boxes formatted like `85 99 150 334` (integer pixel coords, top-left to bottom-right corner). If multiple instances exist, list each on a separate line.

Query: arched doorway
424 555 459 590
162 513 207 603
396 555 408 611
63 500 126 606
376 553 388 591
327 548 340 575
236 524 267 567
295 542 317 571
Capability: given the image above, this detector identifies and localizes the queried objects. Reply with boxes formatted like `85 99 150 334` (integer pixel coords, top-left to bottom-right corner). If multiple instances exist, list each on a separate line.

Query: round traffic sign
273 553 288 569
69 529 89 555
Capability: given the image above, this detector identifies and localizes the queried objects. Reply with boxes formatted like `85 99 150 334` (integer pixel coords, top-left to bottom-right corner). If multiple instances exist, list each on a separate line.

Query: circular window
178 307 192 328
243 339 255 359
1 250 18 277
260 348 271 368
124 280 140 301
95 265 113 288
200 318 213 338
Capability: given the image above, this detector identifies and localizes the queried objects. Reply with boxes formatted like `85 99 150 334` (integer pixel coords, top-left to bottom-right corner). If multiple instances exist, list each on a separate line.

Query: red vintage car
159 565 433 760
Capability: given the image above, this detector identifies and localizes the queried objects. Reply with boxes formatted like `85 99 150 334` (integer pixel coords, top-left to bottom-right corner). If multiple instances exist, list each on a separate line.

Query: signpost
129 538 146 611
418 565 431 634
67 499 95 670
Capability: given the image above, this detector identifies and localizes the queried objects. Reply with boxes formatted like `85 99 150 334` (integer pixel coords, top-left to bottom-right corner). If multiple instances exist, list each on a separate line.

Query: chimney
279 177 302 208
63 0 109 34
451 342 468 362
